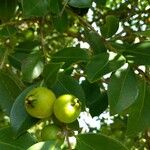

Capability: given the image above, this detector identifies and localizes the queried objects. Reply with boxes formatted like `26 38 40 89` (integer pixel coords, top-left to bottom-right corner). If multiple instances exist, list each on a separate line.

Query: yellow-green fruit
54 94 81 123
23 29 34 40
25 87 56 119
41 124 61 140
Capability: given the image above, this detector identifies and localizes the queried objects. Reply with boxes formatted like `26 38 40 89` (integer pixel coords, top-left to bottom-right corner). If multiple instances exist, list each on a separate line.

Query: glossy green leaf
0 127 36 150
86 53 109 82
107 42 126 52
134 30 150 37
84 30 107 54
82 80 108 117
69 6 89 16
68 0 92 8
94 0 106 6
76 133 128 150
51 47 89 65
101 15 119 38
0 0 17 20
108 66 138 114
108 55 126 72
21 0 48 17
14 41 40 53
53 12 68 32
10 85 39 136
52 73 85 105
43 62 64 87
8 52 29 70
123 42 150 65
127 78 150 136
27 141 61 150
0 26 17 37
86 53 125 82
21 52 44 83
48 0 61 14
0 71 22 115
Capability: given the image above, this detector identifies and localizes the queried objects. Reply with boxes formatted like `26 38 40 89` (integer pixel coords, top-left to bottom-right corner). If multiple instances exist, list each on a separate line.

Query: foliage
0 0 150 149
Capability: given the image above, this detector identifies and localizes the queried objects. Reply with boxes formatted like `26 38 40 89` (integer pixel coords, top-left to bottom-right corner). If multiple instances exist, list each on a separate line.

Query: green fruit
41 124 61 140
54 94 81 123
24 29 34 40
25 87 56 119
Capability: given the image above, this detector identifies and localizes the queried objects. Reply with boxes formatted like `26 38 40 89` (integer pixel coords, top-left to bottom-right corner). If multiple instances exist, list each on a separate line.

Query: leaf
123 42 150 65
0 0 17 20
48 0 62 14
43 62 64 87
0 26 17 38
134 30 150 37
68 0 92 8
107 41 127 52
0 70 22 115
108 55 126 72
81 80 108 117
21 52 44 83
51 47 89 66
52 73 86 105
0 127 36 150
8 52 29 70
14 41 40 53
127 78 150 136
86 53 125 82
76 133 128 150
21 0 48 17
9 41 40 70
86 53 109 82
101 15 119 38
84 30 107 54
108 66 138 114
53 12 68 33
94 0 106 7
10 84 39 136
27 141 61 150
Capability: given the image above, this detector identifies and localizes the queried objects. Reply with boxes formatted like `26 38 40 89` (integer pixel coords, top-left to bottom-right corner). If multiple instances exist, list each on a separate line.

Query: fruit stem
65 131 72 150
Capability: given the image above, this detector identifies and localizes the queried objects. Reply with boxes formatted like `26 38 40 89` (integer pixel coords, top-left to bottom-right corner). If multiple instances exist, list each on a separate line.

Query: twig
39 17 47 60
135 67 150 83
66 134 72 150
59 0 70 17
0 17 41 28
63 126 72 150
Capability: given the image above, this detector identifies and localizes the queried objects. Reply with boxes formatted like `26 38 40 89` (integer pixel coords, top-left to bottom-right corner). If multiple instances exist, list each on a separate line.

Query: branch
0 17 41 28
66 134 72 150
135 67 150 83
39 17 47 60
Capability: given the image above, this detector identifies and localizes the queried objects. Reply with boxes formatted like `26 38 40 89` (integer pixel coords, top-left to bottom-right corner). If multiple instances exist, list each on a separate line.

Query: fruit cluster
24 87 81 141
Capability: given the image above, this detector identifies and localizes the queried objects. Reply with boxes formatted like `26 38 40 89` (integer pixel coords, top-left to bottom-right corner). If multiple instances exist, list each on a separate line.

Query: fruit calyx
25 95 37 108
71 98 81 108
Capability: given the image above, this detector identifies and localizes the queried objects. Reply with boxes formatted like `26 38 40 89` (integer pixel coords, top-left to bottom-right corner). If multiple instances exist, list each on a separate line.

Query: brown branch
135 67 150 83
0 17 41 28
